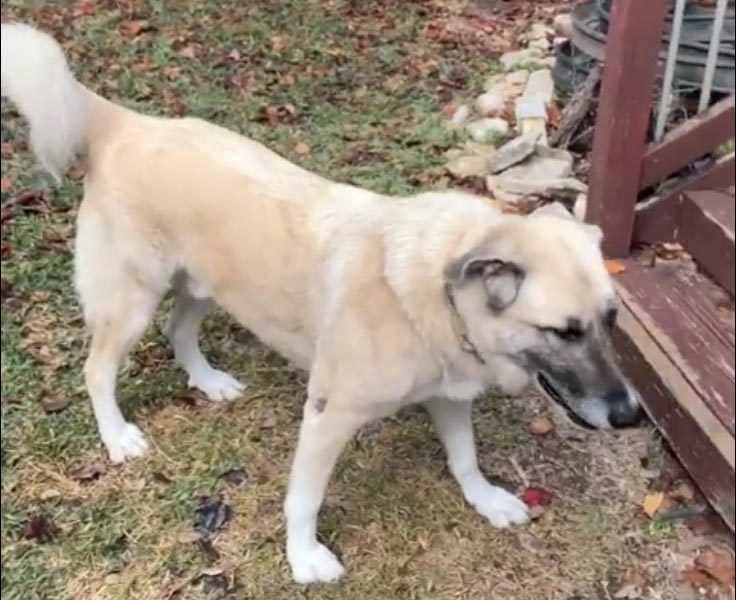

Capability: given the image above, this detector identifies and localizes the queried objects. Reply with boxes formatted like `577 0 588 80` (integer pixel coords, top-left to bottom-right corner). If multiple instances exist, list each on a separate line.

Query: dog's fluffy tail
1 23 96 179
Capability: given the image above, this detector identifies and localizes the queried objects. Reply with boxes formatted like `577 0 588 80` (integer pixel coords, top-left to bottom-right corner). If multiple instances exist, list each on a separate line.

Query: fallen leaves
1 176 10 194
194 494 231 534
642 492 665 519
197 537 221 563
294 142 311 156
384 74 406 92
604 259 627 275
22 514 58 543
69 459 108 483
40 394 71 414
613 569 648 599
693 549 735 585
194 568 237 597
219 467 248 488
259 103 297 126
521 486 554 508
0 278 14 301
529 416 554 436
121 20 150 38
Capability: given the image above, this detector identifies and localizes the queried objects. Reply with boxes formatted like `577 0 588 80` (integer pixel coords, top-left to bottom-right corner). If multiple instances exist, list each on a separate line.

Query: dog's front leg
425 398 529 528
285 397 366 584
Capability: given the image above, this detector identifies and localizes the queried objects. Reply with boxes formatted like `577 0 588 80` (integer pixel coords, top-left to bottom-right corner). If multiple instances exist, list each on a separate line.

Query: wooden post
586 0 670 257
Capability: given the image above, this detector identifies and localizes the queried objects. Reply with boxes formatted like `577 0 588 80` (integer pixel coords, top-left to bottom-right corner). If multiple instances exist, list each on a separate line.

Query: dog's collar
443 282 486 366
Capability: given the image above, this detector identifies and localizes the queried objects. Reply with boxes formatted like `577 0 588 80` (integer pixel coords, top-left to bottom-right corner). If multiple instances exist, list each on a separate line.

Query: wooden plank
679 191 735 296
586 0 670 257
612 305 735 531
633 153 736 245
614 259 735 437
640 96 736 191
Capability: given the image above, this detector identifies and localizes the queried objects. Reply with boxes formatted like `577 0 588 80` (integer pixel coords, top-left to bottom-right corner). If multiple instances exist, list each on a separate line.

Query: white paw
288 543 346 584
471 485 530 528
104 423 148 464
189 368 246 402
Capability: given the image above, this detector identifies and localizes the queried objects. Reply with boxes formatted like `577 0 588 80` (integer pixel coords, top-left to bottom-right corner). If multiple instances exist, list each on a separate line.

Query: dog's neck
443 282 486 366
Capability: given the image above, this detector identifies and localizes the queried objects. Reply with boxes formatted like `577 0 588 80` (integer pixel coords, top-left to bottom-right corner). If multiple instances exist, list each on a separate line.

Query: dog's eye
552 327 585 342
604 308 618 329
539 325 585 342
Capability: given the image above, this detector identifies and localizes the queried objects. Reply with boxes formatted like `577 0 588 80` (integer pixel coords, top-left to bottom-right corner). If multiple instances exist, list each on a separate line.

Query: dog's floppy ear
447 255 525 311
532 201 603 246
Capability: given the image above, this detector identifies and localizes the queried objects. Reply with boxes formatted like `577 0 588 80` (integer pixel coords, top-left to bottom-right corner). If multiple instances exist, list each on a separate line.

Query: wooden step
678 191 735 296
611 258 735 530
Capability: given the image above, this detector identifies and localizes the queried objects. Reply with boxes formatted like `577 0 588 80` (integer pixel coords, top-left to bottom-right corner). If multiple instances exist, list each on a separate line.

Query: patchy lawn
1 1 732 599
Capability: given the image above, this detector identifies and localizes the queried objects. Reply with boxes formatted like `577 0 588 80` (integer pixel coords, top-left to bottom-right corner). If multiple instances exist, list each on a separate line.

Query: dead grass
1 1 731 599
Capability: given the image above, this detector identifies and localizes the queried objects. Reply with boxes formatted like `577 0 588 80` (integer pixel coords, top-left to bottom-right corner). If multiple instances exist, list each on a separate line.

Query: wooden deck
583 0 736 529
612 256 735 529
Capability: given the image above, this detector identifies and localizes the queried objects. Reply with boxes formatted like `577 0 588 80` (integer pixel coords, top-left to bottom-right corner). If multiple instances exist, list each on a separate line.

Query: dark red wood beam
678 191 735 296
586 0 670 257
633 153 735 244
640 95 736 191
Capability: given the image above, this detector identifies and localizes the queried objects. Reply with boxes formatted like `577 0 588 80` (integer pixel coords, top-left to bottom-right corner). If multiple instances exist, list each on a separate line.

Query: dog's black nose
605 388 645 429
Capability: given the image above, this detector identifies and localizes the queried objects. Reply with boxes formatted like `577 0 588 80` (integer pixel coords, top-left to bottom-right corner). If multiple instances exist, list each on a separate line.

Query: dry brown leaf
121 20 149 38
270 34 290 51
294 142 311 156
679 567 713 588
1 142 16 157
71 0 99 17
604 259 627 275
642 492 665 518
384 74 406 92
41 394 71 414
1 176 10 193
614 569 648 599
694 549 735 585
529 416 554 436
262 103 297 125
178 45 197 60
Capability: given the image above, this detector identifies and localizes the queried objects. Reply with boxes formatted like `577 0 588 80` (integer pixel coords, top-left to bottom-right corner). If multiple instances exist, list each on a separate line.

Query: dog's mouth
535 373 596 430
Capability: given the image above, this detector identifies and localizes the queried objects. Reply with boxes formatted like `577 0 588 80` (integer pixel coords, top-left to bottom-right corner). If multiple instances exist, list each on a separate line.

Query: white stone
528 38 551 53
466 118 510 143
553 13 573 38
495 155 576 195
506 70 531 86
527 22 553 41
475 92 506 117
515 95 548 120
500 48 545 72
486 175 524 205
523 69 555 106
450 104 470 126
518 117 548 146
486 131 541 174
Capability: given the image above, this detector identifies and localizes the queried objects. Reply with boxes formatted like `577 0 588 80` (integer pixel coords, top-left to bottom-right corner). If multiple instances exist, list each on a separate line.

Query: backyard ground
1 1 733 599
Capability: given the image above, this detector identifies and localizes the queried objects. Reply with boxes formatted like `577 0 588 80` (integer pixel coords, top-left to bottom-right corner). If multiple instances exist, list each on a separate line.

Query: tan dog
1 24 642 584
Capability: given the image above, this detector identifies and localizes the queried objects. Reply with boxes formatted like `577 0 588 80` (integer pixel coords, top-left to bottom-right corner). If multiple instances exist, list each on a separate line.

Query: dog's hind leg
75 201 167 463
83 292 158 463
167 283 245 401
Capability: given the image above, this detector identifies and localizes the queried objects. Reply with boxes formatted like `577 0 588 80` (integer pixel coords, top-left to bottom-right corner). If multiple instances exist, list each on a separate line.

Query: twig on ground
551 64 601 148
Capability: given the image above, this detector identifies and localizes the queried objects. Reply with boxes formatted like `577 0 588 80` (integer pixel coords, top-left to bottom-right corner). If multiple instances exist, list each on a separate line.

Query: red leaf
1 176 10 193
521 487 554 507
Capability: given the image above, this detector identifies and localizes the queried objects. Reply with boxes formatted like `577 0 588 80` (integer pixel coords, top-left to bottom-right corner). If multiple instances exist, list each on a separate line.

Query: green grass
0 1 706 599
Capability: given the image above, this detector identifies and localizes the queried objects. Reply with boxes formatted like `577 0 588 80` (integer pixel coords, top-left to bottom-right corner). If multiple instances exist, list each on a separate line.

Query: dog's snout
605 388 644 429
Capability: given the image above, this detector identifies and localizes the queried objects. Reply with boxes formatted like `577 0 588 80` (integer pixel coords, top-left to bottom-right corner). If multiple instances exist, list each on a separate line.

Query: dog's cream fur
2 24 630 584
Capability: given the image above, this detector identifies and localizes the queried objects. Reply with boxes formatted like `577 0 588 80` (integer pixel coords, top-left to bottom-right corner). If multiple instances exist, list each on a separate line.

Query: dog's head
444 204 642 430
